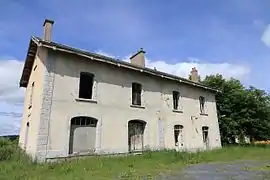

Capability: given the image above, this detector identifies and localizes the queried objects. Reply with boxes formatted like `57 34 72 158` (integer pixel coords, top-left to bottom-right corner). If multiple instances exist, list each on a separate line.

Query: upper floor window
172 91 180 110
29 82 34 108
132 82 142 106
199 96 205 114
79 72 94 99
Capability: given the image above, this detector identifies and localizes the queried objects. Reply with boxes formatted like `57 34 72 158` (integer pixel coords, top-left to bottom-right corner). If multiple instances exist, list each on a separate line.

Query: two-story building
18 19 222 162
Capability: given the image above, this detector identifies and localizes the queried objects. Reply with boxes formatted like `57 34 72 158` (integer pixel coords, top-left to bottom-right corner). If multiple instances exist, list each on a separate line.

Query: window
132 82 142 106
29 82 34 108
172 91 180 110
71 116 97 127
33 65 37 71
199 96 205 114
174 125 183 146
79 72 94 99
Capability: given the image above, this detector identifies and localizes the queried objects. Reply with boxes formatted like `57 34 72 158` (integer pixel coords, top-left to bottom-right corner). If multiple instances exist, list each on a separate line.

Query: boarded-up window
199 96 205 114
132 83 142 106
172 91 180 110
79 72 94 99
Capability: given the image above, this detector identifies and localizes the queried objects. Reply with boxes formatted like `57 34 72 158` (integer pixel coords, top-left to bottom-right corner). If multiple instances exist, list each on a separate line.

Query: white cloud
0 59 24 135
120 53 250 81
146 59 250 81
261 24 270 47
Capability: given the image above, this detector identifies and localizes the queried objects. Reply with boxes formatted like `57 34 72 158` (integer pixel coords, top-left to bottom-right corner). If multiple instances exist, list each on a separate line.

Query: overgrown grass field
1 138 270 180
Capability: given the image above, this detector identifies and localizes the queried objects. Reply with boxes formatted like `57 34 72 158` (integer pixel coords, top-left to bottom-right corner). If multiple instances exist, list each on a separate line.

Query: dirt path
158 160 270 180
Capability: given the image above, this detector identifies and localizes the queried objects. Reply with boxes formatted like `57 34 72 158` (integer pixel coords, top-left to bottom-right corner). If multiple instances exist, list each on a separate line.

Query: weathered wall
45 51 221 159
18 47 46 159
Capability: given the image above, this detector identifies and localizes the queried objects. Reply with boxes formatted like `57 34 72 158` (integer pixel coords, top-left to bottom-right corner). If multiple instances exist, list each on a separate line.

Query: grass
1 138 270 180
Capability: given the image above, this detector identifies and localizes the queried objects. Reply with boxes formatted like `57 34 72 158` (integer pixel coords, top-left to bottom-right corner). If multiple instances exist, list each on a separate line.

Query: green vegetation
1 74 269 179
201 74 270 144
1 138 270 180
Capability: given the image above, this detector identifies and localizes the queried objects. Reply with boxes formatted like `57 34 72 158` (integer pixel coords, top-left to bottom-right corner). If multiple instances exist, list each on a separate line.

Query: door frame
128 120 146 153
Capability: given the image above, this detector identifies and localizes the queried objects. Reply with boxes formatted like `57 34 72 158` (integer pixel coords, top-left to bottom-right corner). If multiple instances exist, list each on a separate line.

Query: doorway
202 126 209 149
128 120 146 152
174 125 184 150
69 116 98 155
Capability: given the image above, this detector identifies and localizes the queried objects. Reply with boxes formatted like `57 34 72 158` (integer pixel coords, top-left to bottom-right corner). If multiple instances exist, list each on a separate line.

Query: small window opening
33 65 37 71
79 72 94 99
29 82 35 108
174 125 183 146
199 96 205 114
26 122 30 127
172 91 180 110
132 83 142 106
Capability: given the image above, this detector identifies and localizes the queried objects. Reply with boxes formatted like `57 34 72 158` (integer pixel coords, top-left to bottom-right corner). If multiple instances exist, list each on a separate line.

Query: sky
1 0 270 135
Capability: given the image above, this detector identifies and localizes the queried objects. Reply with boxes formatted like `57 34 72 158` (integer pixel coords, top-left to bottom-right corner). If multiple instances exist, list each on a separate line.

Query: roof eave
19 37 39 88
31 37 221 93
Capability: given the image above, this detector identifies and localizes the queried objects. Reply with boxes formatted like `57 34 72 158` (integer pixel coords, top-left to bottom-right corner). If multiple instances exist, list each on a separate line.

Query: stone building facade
18 19 222 162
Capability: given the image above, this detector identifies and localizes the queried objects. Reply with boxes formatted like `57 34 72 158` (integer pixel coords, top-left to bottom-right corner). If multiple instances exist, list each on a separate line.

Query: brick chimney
190 67 199 82
130 48 145 67
43 19 54 42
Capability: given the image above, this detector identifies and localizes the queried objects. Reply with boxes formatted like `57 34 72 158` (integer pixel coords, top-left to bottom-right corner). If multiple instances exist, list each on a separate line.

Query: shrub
0 137 17 161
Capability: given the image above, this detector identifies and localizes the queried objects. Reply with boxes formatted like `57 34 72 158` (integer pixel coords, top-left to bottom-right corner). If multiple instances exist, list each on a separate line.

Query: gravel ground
158 160 270 180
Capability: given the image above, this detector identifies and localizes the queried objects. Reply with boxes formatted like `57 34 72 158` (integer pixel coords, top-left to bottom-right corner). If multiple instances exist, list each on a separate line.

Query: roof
19 36 221 93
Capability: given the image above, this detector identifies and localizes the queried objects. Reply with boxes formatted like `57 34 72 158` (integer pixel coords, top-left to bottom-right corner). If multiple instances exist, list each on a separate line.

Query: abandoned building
18 19 222 162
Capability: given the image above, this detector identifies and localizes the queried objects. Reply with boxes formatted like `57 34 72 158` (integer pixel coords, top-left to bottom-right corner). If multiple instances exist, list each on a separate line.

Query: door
128 120 145 152
174 125 184 151
69 117 97 155
158 119 165 149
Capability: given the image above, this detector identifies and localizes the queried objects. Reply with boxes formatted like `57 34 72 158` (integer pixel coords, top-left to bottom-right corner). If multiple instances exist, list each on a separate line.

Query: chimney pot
43 19 54 42
130 48 146 67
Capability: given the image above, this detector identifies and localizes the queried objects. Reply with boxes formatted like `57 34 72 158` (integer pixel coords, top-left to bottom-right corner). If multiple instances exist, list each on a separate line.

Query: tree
201 74 270 144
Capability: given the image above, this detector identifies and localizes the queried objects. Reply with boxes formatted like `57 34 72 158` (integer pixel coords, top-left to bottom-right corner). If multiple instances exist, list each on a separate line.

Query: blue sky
1 0 270 135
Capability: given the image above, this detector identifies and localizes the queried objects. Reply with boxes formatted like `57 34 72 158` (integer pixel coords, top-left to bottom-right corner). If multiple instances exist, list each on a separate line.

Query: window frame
199 96 206 114
172 91 180 110
78 72 95 100
131 82 142 106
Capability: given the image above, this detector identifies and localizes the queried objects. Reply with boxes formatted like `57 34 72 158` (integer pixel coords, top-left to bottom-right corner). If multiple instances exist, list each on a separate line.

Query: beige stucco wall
19 47 46 158
45 51 221 159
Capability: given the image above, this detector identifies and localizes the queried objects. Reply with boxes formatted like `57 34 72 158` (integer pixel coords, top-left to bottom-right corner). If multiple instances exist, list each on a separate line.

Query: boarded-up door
128 120 145 152
158 119 165 149
69 117 97 154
